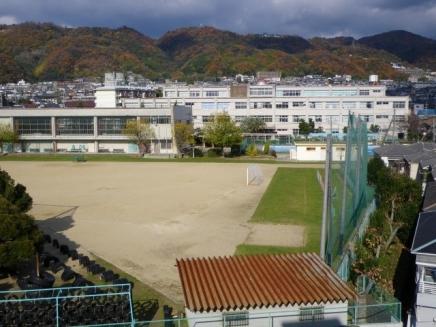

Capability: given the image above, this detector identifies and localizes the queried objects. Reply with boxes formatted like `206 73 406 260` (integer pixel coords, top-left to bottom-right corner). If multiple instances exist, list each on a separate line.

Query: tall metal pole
339 115 352 254
320 134 332 261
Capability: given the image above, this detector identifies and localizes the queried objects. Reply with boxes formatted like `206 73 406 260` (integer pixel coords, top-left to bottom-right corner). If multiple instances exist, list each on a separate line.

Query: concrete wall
185 302 349 327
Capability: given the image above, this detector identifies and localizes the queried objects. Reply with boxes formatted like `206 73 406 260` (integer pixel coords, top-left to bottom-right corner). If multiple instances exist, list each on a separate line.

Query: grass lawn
235 167 323 255
0 153 293 164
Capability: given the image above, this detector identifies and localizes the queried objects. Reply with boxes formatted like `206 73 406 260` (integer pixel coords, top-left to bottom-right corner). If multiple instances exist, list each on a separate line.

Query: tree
0 168 42 270
174 122 194 154
240 117 266 134
0 124 19 153
298 118 315 137
0 169 32 212
203 113 242 155
369 124 380 133
123 119 155 156
0 196 43 270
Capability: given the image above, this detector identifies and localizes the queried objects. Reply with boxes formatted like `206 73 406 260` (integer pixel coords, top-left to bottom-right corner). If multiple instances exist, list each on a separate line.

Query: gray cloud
1 0 435 39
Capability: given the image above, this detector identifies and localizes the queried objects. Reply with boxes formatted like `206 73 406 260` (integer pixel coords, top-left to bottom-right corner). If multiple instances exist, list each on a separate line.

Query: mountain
358 30 436 69
0 23 169 82
0 23 433 83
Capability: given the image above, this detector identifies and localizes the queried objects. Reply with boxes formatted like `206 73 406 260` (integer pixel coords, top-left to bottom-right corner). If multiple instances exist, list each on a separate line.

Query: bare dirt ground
1 161 322 302
244 224 305 247
1 162 277 302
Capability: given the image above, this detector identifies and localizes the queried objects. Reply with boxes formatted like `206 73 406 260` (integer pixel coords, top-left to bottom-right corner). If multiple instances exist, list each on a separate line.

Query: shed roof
176 253 355 312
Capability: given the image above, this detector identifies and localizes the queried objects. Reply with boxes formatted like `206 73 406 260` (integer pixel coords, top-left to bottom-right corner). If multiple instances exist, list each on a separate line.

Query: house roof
423 182 436 212
411 211 436 255
374 143 436 167
176 253 356 312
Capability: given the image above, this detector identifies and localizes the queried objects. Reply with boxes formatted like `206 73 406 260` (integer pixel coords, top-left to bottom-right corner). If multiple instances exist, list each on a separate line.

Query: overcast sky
1 0 436 39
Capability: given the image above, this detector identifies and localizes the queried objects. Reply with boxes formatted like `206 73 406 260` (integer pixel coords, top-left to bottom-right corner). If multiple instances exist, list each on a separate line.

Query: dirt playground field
1 161 324 302
1 161 282 301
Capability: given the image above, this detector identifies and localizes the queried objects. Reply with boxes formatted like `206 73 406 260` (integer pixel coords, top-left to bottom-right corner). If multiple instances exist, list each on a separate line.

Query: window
373 89 381 93
252 115 272 122
98 117 134 135
56 117 94 135
185 102 194 106
362 115 372 122
331 89 358 96
292 128 299 135
292 101 305 107
189 91 200 97
306 147 316 151
235 102 248 109
342 102 356 109
279 89 301 97
276 102 289 109
250 87 273 96
360 101 373 109
250 102 272 109
309 102 323 109
315 115 322 122
14 117 52 135
325 102 339 109
277 115 288 122
393 101 406 108
302 90 330 97
376 115 389 119
376 101 389 105
293 115 303 123
395 115 406 122
299 307 324 322
359 89 370 96
141 116 171 124
217 102 230 110
164 91 176 97
205 91 219 97
223 312 249 327
201 102 216 110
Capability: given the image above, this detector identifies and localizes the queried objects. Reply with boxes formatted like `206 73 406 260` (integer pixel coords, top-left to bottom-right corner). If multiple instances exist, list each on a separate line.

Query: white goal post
246 165 264 186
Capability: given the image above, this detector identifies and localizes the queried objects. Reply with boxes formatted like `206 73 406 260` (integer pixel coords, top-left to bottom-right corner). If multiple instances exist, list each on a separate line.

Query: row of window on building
14 116 171 136
196 114 405 123
165 88 383 98
195 101 406 110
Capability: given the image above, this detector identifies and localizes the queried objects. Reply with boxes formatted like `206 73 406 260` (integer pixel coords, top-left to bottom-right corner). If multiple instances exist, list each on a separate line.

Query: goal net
247 165 264 186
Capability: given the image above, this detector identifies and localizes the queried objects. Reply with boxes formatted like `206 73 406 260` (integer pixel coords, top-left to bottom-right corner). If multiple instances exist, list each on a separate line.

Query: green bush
263 142 270 155
206 148 222 157
245 144 258 157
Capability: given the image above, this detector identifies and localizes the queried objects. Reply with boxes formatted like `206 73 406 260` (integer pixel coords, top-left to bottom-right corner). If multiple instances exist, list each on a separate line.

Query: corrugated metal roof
177 253 356 312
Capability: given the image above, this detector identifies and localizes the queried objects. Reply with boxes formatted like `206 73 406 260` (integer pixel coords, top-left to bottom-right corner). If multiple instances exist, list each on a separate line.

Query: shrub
270 149 277 158
206 148 222 157
263 142 270 155
245 143 258 157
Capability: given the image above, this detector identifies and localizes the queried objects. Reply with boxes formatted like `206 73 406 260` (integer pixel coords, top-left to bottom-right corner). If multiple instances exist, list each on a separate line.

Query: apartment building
95 82 410 137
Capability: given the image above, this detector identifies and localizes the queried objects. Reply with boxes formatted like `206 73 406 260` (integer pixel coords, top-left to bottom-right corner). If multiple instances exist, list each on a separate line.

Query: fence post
55 296 60 327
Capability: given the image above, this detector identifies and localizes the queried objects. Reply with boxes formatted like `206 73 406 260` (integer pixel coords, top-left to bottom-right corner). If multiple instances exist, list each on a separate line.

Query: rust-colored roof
176 253 356 312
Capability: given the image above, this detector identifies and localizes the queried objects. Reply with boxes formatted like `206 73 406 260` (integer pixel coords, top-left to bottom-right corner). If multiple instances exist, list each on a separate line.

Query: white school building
95 82 410 137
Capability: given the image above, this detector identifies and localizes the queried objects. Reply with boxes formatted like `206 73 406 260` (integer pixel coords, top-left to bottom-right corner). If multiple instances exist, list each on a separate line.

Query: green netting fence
324 114 375 278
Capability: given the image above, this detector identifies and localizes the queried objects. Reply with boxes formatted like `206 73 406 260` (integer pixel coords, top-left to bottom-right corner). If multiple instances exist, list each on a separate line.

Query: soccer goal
246 165 264 186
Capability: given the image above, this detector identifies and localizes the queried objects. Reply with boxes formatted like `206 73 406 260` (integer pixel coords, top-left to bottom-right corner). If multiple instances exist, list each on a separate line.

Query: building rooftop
411 211 436 255
374 143 436 166
423 182 436 212
176 253 355 312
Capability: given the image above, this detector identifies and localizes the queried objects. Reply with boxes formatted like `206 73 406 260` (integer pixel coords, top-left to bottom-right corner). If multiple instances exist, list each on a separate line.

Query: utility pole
320 134 332 262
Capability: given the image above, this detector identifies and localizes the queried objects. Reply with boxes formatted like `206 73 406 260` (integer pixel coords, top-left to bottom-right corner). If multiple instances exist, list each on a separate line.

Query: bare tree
123 120 155 156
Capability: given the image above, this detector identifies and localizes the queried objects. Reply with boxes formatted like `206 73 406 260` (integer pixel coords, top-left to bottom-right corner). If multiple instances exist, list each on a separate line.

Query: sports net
323 114 374 278
246 165 264 186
